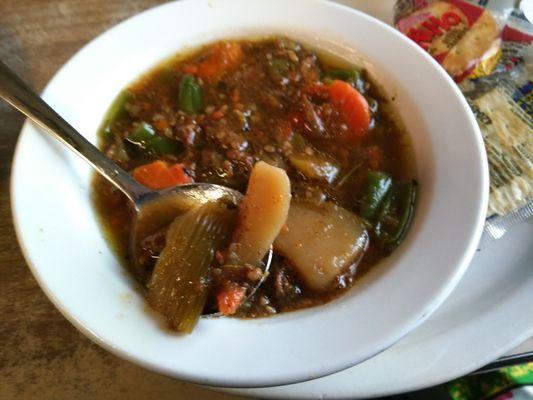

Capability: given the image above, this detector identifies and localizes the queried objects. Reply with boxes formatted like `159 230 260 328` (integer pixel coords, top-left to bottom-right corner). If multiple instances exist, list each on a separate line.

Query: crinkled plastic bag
394 0 503 81
394 0 532 240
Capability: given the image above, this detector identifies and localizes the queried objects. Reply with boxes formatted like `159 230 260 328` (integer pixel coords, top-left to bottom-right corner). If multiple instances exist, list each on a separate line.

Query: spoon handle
0 60 149 202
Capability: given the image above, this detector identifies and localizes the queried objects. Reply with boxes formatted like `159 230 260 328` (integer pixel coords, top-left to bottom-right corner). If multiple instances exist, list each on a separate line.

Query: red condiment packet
394 0 533 239
395 0 501 82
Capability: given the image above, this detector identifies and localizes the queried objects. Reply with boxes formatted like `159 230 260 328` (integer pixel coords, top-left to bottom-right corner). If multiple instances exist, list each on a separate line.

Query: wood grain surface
0 1 243 398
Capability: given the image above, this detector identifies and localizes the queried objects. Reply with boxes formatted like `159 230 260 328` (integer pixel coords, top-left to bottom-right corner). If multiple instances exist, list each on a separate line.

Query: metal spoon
0 60 270 311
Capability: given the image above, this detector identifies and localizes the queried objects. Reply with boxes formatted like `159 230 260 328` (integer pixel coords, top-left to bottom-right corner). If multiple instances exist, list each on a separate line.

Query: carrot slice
216 285 247 315
133 161 193 190
329 80 370 140
188 42 243 82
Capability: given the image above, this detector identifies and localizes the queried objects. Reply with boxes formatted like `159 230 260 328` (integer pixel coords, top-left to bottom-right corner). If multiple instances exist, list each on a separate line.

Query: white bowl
10 0 488 388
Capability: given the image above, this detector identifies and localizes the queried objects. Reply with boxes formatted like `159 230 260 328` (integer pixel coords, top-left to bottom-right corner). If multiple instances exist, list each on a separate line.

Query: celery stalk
147 202 236 333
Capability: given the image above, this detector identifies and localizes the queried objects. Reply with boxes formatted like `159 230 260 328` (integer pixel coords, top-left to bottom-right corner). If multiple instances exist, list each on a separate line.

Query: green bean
361 171 392 221
179 74 203 114
127 122 178 156
98 90 132 140
376 180 417 252
148 136 179 155
128 122 155 144
373 191 392 238
325 69 360 84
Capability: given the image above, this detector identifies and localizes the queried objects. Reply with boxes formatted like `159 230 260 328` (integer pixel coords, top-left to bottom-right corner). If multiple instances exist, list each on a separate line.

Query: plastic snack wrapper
446 362 533 400
394 0 532 240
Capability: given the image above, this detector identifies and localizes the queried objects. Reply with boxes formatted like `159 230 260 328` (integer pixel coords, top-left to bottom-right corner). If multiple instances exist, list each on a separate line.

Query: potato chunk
274 201 368 291
229 161 291 265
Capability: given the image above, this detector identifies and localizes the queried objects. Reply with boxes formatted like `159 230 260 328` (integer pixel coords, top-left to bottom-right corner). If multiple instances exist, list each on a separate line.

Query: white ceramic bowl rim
10 0 488 388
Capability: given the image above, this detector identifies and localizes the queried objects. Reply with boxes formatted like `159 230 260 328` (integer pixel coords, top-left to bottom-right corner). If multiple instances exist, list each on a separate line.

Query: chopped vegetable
228 161 291 266
185 42 243 82
361 171 392 221
133 161 193 190
129 122 155 143
147 203 237 333
329 80 371 140
289 154 339 183
325 68 361 85
376 180 417 252
127 122 179 156
325 68 366 93
148 136 179 155
216 284 247 315
215 161 291 315
274 201 368 291
179 74 203 114
99 90 132 139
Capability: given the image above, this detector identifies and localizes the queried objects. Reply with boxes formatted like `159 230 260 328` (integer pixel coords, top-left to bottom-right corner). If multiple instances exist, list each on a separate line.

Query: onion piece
289 154 339 183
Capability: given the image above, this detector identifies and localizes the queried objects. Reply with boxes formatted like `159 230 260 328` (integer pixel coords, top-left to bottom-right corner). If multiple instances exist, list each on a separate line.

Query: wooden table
0 1 530 399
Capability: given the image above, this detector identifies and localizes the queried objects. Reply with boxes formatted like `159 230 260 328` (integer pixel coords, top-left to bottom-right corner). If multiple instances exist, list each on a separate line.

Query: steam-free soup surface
93 37 416 326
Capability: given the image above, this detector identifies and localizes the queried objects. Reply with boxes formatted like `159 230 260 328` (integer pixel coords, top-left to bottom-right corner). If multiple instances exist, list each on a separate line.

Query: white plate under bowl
10 0 488 388
223 220 533 399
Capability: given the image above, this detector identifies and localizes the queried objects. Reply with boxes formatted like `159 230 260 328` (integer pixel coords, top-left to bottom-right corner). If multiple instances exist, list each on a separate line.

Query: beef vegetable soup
93 37 416 332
